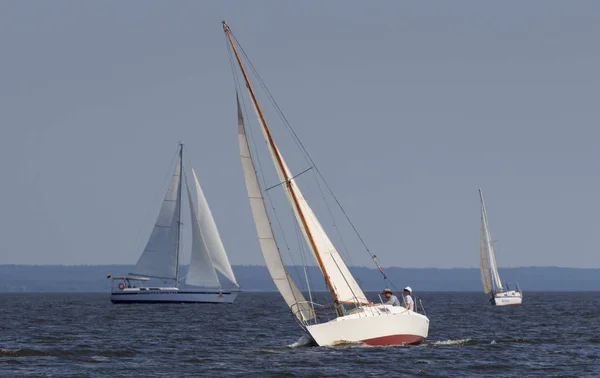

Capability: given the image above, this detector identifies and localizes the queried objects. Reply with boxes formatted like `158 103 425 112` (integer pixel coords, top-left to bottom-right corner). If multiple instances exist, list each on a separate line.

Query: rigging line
228 30 389 280
290 198 331 298
226 36 306 288
309 168 355 267
226 36 271 205
292 205 313 294
264 166 313 192
329 254 361 306
230 33 311 167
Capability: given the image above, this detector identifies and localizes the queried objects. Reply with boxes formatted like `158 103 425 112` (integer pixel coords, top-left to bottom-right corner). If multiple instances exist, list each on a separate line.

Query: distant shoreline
1 265 599 292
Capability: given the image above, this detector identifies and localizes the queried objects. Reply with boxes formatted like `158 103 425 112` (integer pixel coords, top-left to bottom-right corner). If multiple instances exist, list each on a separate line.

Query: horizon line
1 264 599 270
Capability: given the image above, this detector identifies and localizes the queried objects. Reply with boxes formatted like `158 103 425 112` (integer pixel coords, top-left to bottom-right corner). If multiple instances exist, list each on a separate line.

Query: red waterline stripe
361 334 423 346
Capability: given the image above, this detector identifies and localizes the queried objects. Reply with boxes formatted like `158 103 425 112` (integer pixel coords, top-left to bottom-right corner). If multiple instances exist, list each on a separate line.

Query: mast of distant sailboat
175 143 183 286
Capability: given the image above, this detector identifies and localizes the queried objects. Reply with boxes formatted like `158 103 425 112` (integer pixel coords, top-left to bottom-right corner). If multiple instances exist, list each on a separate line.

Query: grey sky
1 1 599 268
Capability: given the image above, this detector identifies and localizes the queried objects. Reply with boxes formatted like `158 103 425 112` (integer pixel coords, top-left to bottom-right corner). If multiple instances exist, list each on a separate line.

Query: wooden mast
223 21 342 314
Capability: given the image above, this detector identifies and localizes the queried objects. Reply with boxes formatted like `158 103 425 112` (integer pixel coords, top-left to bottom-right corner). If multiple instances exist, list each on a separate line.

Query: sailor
403 286 414 311
381 288 401 306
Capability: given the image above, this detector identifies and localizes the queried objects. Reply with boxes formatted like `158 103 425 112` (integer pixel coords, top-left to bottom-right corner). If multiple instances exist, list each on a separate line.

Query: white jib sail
479 189 503 292
480 216 493 294
248 91 369 306
190 169 238 286
237 94 314 321
185 174 221 288
130 152 182 280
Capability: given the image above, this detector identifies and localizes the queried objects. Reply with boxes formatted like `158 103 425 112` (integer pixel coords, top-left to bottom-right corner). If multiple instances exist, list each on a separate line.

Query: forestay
185 175 221 288
237 94 315 321
248 92 370 306
130 154 182 280
190 169 238 286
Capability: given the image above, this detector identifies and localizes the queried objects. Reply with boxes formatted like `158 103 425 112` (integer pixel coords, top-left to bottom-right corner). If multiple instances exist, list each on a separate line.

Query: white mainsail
237 94 315 321
190 169 238 286
184 174 221 288
248 91 369 306
130 151 182 280
479 189 503 293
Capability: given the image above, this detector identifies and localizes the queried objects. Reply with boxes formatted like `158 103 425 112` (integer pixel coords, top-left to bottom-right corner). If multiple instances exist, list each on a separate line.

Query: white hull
491 290 523 306
110 287 238 304
306 305 429 346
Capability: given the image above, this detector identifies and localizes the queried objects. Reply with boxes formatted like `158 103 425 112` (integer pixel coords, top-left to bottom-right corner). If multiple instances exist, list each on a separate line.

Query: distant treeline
0 265 599 292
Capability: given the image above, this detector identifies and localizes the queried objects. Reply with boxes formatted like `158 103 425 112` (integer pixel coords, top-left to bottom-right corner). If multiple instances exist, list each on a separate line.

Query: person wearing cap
403 287 414 311
381 288 401 306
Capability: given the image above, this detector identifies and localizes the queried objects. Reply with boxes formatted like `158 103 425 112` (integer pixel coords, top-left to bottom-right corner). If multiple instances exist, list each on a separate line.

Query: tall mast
175 142 184 286
223 21 342 312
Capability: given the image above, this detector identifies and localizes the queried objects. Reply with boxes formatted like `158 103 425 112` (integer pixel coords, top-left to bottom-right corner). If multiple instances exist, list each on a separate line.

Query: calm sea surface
0 292 598 377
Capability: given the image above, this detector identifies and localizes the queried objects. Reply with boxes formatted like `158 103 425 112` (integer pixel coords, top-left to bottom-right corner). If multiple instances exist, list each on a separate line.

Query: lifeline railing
290 297 428 329
379 294 427 316
290 301 334 328
414 296 427 316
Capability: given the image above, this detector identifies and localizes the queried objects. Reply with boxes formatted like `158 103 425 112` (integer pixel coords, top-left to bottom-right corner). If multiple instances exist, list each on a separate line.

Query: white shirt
404 294 414 311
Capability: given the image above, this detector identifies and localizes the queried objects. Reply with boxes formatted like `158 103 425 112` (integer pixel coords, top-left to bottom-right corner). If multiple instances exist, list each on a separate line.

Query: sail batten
237 93 315 321
130 151 182 280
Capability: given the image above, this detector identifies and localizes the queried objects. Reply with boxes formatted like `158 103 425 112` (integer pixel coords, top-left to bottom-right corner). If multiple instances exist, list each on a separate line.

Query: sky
1 1 599 269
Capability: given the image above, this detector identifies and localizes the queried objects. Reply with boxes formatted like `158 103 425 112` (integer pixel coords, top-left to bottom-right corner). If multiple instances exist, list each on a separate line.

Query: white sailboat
110 144 240 303
479 189 523 306
224 21 429 346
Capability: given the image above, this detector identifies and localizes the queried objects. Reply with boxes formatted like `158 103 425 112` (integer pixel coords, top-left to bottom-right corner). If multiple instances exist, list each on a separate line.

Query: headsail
184 174 221 288
479 216 493 294
190 169 238 287
246 94 369 305
130 147 183 280
237 94 314 321
479 189 503 293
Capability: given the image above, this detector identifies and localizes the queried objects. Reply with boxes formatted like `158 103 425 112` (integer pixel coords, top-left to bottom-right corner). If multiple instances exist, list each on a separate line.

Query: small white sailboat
479 189 523 306
224 21 429 346
110 144 240 303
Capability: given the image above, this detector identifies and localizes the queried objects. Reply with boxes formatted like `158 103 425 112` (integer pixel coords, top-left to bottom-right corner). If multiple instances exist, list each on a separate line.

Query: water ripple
0 292 598 377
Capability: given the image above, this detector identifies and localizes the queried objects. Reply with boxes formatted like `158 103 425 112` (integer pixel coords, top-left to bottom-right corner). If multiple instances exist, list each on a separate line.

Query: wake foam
429 339 473 346
288 334 316 348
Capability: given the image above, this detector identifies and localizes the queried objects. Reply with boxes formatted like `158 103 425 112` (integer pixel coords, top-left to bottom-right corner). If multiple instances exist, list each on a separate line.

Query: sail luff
223 22 342 310
190 169 238 286
236 93 315 321
184 174 221 288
